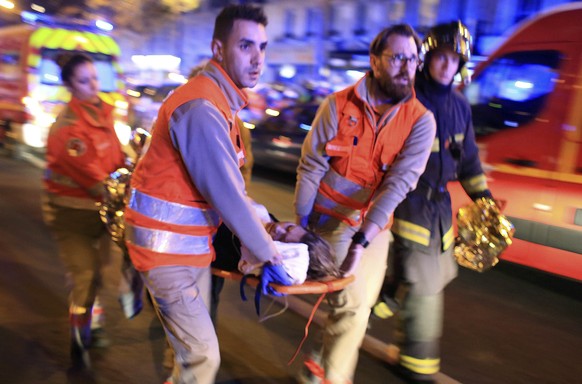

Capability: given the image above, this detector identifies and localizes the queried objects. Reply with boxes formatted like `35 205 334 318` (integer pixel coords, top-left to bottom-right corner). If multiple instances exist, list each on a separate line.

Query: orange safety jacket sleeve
47 118 124 193
169 99 278 264
59 134 119 190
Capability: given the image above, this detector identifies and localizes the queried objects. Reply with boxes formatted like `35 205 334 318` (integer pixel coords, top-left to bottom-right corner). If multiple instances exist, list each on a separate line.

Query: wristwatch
351 231 370 248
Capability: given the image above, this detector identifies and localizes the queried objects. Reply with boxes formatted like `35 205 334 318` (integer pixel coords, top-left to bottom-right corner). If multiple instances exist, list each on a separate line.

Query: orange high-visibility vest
314 84 427 226
125 74 245 270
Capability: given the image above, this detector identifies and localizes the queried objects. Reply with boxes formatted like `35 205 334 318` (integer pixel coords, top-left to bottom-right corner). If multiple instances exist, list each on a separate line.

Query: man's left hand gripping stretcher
241 259 294 316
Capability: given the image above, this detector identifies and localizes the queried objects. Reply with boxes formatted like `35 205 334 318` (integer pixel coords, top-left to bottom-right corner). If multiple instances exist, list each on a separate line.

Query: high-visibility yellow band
69 305 89 315
392 219 431 246
461 174 488 194
431 138 439 152
45 28 69 50
400 354 440 375
372 302 394 319
86 31 109 53
442 226 454 250
453 133 465 142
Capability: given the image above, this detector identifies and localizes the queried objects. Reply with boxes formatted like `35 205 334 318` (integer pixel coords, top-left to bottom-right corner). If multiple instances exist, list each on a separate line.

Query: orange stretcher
211 268 355 294
211 267 355 366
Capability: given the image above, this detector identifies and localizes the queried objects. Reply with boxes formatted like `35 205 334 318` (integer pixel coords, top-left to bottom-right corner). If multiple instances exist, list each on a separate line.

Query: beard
375 71 413 102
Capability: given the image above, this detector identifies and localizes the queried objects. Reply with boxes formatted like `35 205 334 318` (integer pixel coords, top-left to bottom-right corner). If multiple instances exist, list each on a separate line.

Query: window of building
284 9 296 39
305 8 321 38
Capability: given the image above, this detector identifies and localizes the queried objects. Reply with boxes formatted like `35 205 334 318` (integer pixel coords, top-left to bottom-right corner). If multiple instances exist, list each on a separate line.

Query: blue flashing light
95 20 113 32
21 11 39 24
299 123 312 131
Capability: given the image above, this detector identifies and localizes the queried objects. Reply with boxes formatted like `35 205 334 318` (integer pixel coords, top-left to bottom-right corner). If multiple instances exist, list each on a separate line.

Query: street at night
1 155 581 384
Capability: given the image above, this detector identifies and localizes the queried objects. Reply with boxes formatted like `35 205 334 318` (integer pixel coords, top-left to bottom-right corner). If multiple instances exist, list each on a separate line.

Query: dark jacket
392 73 491 250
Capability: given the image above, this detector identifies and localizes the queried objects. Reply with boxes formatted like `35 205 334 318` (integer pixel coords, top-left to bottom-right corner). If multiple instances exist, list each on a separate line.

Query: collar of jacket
352 71 416 109
69 96 113 128
416 71 452 97
200 60 249 117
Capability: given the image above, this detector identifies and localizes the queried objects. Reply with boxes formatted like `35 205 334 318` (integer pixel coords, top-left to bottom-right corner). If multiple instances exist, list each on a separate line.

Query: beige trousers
42 196 110 309
311 215 391 383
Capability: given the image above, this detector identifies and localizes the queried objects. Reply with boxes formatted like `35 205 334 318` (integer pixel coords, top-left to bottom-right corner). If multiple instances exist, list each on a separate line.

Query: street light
0 0 15 10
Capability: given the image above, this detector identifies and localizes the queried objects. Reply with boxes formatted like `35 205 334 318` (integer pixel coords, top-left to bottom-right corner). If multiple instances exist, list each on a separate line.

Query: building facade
114 0 577 80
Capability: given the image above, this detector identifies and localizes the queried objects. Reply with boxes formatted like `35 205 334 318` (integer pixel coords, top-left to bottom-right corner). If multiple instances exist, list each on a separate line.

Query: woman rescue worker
41 53 126 367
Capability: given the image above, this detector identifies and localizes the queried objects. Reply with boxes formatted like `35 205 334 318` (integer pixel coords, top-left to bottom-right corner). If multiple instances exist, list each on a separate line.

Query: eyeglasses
381 53 420 68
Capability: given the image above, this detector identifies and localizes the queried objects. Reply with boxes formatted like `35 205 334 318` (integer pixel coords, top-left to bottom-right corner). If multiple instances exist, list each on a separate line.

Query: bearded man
294 24 436 384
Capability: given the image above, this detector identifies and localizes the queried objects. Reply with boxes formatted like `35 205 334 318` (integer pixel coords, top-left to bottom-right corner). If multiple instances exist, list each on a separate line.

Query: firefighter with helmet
377 21 494 383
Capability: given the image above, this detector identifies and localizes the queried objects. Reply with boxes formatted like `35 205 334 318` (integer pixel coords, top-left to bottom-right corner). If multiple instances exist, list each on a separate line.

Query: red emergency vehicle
0 14 129 153
451 3 582 282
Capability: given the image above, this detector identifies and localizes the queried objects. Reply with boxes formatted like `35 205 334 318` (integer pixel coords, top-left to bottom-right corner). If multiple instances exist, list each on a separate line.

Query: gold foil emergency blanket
100 167 131 247
453 197 515 272
99 128 151 248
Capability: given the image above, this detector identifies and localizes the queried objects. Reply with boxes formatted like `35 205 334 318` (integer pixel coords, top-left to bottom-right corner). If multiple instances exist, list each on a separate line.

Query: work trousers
42 199 110 309
140 265 219 384
391 226 457 380
309 214 391 383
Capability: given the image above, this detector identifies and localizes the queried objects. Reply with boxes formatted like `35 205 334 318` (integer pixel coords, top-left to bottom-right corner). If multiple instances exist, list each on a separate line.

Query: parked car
250 103 318 173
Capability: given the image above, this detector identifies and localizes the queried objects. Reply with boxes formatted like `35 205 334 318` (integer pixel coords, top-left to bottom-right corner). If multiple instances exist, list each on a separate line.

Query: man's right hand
339 244 364 277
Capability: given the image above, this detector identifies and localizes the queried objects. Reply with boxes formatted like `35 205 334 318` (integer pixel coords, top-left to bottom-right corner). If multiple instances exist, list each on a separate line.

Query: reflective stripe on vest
400 354 440 375
125 223 210 255
314 168 374 226
128 188 220 227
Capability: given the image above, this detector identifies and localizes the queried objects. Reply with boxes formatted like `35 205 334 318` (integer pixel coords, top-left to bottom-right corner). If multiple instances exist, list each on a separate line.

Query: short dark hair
369 24 421 57
213 4 268 42
56 53 93 85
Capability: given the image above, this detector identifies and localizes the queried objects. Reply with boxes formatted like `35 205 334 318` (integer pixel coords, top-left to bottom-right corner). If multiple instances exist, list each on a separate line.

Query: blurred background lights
346 70 366 80
95 19 114 32
279 65 297 79
0 0 14 9
515 80 534 89
167 72 187 84
30 3 45 13
131 55 181 71
265 108 280 117
20 11 38 23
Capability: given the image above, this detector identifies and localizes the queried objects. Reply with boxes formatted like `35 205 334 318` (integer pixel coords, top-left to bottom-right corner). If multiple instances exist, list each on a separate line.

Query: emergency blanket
454 197 515 272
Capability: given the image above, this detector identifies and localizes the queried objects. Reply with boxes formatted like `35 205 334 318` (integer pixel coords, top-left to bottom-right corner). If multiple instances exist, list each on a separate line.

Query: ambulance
0 13 129 154
451 3 582 281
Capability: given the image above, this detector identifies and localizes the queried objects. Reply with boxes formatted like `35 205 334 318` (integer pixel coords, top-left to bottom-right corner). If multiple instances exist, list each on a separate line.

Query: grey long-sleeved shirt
295 74 436 229
169 61 278 263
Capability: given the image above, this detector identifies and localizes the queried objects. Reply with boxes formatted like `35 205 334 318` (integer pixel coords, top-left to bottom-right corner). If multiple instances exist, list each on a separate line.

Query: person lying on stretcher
212 201 340 284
